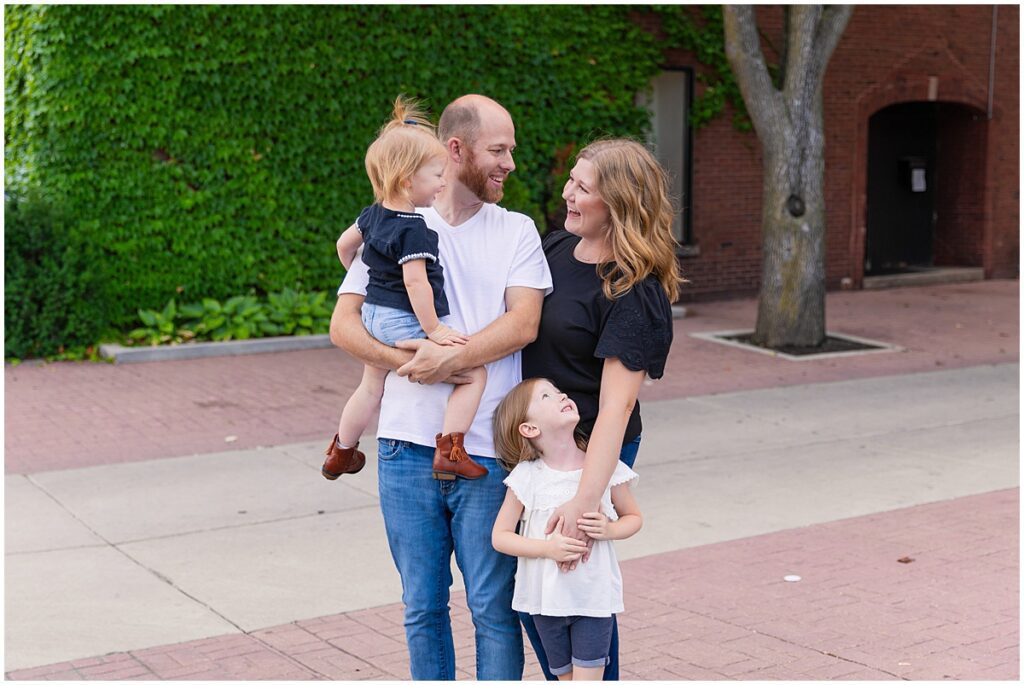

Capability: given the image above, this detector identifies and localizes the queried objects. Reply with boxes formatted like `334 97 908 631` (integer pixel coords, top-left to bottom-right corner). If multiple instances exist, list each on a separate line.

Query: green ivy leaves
653 5 754 132
6 5 669 356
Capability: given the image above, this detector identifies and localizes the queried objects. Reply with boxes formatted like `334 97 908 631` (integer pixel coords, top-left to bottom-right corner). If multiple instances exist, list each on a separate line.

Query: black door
865 102 937 275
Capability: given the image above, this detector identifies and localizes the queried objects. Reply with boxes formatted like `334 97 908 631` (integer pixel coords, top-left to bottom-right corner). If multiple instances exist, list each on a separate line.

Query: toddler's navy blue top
358 204 449 317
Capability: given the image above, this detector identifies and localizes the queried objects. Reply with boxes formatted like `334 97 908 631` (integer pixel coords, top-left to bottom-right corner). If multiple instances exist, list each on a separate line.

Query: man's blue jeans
377 438 523 680
519 435 642 681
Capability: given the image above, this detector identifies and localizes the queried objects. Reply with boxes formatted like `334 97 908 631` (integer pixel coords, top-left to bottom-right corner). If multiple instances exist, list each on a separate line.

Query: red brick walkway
9 489 1017 681
4 280 1017 475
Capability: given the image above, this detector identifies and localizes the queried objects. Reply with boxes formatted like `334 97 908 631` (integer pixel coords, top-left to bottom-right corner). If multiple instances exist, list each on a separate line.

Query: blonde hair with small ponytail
364 95 447 205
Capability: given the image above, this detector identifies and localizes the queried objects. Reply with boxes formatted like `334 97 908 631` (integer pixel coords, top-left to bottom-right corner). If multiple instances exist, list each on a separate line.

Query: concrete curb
99 335 334 364
98 308 685 364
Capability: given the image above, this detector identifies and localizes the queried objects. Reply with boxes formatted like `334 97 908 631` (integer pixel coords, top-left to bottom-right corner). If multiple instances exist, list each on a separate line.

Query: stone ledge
100 335 334 364
99 309 686 364
863 267 984 290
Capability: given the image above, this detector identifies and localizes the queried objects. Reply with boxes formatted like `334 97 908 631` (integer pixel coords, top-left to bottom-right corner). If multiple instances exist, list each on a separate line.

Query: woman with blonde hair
517 138 681 680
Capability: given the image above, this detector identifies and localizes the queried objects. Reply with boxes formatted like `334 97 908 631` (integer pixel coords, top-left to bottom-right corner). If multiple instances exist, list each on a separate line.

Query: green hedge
5 5 664 357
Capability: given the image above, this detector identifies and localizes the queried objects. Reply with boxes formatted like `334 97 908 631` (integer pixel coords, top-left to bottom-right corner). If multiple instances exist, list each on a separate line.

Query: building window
639 68 695 249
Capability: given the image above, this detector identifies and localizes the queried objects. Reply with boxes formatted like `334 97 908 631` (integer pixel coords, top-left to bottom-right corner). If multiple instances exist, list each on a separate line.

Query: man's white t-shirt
338 203 553 458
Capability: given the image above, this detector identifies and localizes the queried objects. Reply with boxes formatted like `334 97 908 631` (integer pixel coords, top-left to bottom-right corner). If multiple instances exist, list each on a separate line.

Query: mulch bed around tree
722 332 886 357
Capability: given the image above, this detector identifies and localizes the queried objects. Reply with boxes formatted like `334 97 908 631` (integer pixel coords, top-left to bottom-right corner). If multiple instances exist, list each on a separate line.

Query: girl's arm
336 223 363 269
401 260 468 346
578 484 642 541
492 489 589 562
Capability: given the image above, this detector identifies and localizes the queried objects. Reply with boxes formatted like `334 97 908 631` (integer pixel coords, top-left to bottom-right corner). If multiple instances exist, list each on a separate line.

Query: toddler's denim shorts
362 302 435 346
532 614 615 676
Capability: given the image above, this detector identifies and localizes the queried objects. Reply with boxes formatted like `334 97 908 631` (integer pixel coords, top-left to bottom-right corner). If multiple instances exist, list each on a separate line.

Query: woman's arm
492 489 589 562
336 222 363 269
578 359 645 503
545 358 645 567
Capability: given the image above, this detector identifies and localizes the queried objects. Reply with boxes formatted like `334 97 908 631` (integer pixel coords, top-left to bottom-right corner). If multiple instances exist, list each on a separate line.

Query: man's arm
329 293 413 370
395 286 543 384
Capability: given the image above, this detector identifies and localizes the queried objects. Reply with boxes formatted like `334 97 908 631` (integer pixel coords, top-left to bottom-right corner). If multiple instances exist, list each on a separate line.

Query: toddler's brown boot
433 432 487 481
322 435 366 480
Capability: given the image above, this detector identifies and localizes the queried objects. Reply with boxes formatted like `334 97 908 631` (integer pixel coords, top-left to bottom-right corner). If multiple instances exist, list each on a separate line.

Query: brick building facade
643 5 1019 300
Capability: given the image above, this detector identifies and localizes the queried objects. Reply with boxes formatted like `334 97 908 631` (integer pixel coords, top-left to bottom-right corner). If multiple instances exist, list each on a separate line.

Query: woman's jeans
519 435 642 681
377 438 523 680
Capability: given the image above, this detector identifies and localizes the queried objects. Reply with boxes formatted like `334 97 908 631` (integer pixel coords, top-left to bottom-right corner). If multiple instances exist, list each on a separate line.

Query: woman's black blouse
522 230 674 445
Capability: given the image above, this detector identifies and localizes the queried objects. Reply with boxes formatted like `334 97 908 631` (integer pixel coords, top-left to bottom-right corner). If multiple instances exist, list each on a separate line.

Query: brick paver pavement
4 280 1018 475
8 488 1017 681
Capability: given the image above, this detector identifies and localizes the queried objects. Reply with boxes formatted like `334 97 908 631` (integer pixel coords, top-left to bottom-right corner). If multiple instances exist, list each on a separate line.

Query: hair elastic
403 119 420 126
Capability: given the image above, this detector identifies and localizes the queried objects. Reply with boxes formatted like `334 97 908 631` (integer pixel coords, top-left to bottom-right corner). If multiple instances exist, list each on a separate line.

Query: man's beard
460 148 504 203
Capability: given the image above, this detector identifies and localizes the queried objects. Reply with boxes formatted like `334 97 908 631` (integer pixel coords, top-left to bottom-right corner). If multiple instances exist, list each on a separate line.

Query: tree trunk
723 5 852 349
754 90 827 348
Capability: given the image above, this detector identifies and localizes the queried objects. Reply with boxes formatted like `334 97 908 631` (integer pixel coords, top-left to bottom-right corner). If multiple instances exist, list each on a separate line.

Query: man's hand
544 517 590 564
545 496 599 572
395 338 464 384
577 512 611 540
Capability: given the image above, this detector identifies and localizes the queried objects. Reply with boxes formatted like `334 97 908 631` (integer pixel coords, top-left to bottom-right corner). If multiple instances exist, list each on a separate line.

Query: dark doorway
865 102 937 275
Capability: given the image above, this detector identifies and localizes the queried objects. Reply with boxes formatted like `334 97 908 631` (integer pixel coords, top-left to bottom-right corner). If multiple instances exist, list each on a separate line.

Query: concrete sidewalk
3 279 1019 680
4 280 1017 475
5 364 1019 678
8 489 1017 681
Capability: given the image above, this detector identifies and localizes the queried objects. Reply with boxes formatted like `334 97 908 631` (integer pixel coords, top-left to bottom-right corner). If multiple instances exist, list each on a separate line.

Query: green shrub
5 5 663 355
3 194 107 357
126 289 334 346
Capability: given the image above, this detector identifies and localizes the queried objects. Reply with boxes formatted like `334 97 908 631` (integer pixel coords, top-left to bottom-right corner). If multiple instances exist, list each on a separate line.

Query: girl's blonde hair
365 95 447 205
576 138 685 303
492 378 588 472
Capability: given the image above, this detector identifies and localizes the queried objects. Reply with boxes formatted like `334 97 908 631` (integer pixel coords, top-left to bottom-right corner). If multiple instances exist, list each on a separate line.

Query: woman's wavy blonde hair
365 95 447 206
576 138 684 302
492 378 589 472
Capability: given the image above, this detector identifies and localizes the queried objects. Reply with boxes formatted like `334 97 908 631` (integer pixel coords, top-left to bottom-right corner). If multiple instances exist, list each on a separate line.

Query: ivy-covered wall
5 4 664 357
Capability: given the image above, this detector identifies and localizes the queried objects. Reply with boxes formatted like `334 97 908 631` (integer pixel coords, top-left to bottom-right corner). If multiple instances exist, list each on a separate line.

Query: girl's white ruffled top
503 459 638 617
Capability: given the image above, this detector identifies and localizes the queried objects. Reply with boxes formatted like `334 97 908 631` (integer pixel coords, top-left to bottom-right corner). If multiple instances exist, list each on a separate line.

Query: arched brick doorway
847 46 995 287
864 101 988 276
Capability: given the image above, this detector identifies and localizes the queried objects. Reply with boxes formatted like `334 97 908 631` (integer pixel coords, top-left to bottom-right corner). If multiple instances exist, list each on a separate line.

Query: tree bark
724 5 852 348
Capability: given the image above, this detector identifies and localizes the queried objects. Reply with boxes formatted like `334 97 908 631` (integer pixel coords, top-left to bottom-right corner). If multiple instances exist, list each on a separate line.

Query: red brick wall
934 105 987 268
644 6 1019 299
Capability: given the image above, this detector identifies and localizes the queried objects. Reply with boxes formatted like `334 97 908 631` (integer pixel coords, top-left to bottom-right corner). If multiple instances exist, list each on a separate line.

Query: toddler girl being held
323 96 487 482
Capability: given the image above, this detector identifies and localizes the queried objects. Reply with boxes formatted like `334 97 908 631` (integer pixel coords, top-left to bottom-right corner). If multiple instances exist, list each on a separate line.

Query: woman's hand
545 516 590 563
545 496 598 571
577 512 611 540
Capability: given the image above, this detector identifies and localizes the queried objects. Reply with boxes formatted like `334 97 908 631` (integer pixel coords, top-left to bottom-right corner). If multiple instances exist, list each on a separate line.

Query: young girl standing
492 377 642 681
322 96 487 482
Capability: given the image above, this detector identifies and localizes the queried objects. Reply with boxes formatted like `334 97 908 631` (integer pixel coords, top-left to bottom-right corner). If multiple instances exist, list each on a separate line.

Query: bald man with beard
331 95 552 680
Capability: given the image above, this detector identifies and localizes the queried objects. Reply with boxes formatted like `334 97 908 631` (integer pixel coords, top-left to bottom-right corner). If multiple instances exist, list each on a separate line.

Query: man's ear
518 422 539 439
447 137 464 164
